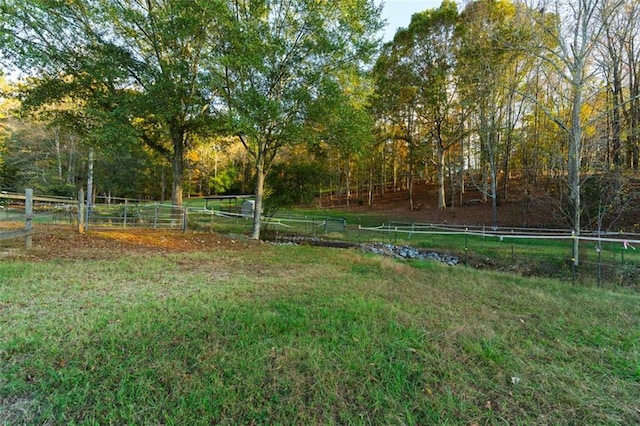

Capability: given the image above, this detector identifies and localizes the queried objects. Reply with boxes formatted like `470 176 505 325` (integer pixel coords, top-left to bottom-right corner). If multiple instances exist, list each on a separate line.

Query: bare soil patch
1 225 252 262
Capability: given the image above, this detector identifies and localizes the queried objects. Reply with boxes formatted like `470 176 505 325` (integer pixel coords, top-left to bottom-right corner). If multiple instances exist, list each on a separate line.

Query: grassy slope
1 244 639 425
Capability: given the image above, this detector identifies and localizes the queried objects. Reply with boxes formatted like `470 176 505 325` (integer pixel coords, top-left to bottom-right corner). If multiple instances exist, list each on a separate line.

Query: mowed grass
1 243 639 424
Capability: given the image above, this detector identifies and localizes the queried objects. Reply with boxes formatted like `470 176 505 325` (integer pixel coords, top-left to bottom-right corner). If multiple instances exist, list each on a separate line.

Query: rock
359 242 459 266
267 236 460 266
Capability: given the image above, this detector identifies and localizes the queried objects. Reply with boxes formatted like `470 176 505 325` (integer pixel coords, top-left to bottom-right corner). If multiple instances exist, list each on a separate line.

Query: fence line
80 200 189 232
0 191 73 204
2 190 637 286
359 224 640 246
0 188 33 249
187 207 325 226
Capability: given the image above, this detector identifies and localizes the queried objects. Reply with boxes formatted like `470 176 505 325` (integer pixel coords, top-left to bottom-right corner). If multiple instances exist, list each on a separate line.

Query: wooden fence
0 188 33 249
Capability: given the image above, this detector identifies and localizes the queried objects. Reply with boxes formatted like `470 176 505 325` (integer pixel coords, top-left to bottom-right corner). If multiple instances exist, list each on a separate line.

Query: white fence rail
359 223 640 246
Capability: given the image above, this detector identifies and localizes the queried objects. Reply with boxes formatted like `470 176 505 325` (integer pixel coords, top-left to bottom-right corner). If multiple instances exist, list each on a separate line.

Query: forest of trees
1 0 639 247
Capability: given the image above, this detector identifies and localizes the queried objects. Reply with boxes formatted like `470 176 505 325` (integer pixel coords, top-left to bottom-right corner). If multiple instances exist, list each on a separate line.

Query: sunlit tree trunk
436 140 446 209
54 128 62 180
67 134 77 185
251 154 265 240
86 148 94 226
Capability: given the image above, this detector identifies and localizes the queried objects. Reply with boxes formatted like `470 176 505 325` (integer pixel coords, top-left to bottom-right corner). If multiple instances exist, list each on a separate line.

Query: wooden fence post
78 188 85 234
182 206 188 233
25 188 33 249
154 202 159 229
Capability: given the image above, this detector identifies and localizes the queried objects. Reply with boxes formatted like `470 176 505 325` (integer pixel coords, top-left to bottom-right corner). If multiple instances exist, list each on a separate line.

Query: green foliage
43 180 76 197
0 0 228 204
308 76 376 158
209 167 239 195
0 0 382 213
96 143 167 200
217 0 383 237
219 0 382 150
265 161 329 212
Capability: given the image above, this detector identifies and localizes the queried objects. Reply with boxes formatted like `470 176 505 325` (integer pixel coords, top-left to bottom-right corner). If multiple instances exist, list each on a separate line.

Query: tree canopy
1 0 382 238
1 0 229 205
2 0 640 247
217 0 382 238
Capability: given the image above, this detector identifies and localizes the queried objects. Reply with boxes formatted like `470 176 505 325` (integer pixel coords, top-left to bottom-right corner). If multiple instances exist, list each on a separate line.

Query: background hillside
316 177 640 232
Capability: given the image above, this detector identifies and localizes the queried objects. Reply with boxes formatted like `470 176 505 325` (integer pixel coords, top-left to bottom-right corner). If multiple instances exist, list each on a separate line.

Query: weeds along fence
355 222 640 287
188 209 640 286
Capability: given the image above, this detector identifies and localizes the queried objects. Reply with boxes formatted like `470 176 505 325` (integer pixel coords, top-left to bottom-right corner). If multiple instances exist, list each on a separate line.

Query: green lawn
1 242 639 424
183 201 640 286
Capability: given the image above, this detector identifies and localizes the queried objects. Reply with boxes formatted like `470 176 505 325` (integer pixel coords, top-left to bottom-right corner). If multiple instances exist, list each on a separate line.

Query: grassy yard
184 203 640 286
1 239 639 424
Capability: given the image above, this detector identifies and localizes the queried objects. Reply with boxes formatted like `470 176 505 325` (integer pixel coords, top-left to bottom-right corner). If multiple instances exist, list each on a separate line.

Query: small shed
241 200 255 217
203 194 254 212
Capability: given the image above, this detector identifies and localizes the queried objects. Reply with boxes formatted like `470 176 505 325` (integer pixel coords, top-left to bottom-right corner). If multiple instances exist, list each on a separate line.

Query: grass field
1 237 639 424
186 206 640 286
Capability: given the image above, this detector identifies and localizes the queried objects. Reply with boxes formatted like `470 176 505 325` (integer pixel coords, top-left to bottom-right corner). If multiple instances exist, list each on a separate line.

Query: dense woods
1 0 639 245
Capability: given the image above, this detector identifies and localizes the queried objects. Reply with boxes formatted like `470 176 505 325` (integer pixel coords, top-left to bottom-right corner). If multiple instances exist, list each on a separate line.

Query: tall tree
218 0 382 239
405 1 461 210
522 0 622 265
622 1 640 169
309 75 376 208
0 0 225 206
605 0 640 169
373 35 424 210
598 2 627 168
457 0 524 227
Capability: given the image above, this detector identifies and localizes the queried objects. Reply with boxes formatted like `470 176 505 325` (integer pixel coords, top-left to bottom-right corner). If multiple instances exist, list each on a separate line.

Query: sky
377 0 445 41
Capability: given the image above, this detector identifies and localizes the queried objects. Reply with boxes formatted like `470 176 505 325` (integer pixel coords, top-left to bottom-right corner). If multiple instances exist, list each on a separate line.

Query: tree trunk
569 78 583 267
408 169 414 211
407 144 414 210
607 34 623 167
160 166 166 202
437 143 446 209
381 142 387 196
490 158 498 230
479 108 489 203
85 148 94 227
67 135 76 185
345 158 351 208
171 129 185 207
449 151 455 209
460 128 467 207
502 129 512 201
251 154 265 240
368 164 374 206
392 139 399 191
54 128 62 180
630 61 639 169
